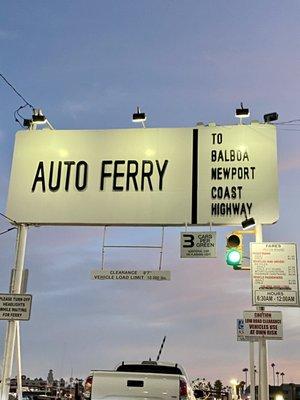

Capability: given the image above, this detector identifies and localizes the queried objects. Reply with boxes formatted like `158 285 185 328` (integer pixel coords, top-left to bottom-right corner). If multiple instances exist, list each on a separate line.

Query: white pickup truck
83 360 196 400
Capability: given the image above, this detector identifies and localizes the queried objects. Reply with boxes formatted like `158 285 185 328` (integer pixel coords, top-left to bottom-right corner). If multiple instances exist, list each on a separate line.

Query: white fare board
243 310 283 340
251 242 300 307
0 294 32 321
6 124 278 226
180 231 216 258
91 270 171 281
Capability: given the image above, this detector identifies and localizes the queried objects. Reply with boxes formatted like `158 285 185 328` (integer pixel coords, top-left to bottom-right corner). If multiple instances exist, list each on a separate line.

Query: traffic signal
226 232 243 269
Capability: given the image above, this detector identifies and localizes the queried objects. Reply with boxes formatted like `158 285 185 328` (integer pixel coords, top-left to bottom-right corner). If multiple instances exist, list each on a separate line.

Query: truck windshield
116 364 183 375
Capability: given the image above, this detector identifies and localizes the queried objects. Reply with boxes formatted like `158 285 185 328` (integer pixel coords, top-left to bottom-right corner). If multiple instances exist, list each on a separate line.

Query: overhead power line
0 73 33 109
0 227 17 236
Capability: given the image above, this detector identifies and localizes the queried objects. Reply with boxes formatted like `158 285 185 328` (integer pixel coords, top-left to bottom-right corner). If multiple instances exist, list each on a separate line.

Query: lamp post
242 368 248 390
280 372 285 385
271 363 276 386
276 371 280 386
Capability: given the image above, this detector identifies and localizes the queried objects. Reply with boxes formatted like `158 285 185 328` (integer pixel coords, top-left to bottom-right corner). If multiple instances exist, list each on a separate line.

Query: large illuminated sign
6 124 278 226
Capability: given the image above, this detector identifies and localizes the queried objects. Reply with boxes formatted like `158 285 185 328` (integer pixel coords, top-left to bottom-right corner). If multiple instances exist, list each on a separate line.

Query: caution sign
91 270 171 281
243 310 283 340
180 232 216 258
0 294 32 321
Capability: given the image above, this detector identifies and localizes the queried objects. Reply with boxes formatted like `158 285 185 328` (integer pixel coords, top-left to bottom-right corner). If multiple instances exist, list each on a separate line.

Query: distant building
244 384 300 400
269 384 300 400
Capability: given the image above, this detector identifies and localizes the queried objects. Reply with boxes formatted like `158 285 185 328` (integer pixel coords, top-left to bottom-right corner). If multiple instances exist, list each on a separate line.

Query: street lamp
280 372 285 385
242 368 248 389
276 371 280 386
271 363 276 386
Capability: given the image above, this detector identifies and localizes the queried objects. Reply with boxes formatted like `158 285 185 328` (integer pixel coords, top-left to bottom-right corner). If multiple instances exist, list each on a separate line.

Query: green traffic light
226 248 242 267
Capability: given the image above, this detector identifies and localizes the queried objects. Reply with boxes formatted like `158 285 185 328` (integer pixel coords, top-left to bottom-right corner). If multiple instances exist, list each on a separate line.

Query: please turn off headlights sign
6 124 278 226
0 294 32 321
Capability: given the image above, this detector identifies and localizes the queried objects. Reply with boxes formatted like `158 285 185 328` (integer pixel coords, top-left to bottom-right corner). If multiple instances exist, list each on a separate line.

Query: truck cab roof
114 361 186 376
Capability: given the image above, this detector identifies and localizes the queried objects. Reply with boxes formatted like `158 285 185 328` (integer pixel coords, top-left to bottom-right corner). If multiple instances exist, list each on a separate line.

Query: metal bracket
101 226 165 270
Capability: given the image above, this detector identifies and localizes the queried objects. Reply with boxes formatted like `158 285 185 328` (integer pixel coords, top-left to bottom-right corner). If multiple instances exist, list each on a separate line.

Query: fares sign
6 124 278 226
243 310 283 340
251 242 300 307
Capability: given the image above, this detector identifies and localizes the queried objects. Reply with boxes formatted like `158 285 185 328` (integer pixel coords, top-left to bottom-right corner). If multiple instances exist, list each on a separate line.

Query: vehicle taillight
83 375 93 399
179 378 187 400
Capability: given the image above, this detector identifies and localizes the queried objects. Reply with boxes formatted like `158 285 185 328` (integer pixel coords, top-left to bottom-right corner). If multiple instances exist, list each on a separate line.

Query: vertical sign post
0 224 28 400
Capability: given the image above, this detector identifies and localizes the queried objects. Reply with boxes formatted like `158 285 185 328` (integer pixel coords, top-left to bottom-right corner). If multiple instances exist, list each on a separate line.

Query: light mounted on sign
132 106 147 128
235 102 250 123
23 108 54 130
264 112 278 123
242 216 256 230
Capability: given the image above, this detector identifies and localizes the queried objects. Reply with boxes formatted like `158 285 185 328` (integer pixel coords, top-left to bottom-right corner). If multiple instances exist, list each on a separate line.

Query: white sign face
197 124 278 225
0 294 32 321
251 242 300 307
7 128 192 225
91 270 171 281
180 231 216 258
6 124 278 226
243 310 283 340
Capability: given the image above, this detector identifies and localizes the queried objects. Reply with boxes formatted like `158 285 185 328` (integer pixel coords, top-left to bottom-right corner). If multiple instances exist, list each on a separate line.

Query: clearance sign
6 124 278 226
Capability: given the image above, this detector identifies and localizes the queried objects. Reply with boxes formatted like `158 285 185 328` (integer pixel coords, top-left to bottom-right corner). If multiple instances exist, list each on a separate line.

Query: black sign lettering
49 161 62 192
156 160 168 190
126 160 139 191
113 160 125 191
31 160 88 193
100 160 169 192
31 161 46 192
75 161 88 191
141 160 154 191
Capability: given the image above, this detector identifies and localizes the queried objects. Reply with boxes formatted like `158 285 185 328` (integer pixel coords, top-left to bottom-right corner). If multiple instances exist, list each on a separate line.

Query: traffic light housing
226 232 243 269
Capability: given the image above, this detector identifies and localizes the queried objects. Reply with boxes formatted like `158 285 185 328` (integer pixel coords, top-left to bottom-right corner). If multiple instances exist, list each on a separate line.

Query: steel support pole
255 223 269 400
249 340 255 400
0 224 28 400
16 322 23 400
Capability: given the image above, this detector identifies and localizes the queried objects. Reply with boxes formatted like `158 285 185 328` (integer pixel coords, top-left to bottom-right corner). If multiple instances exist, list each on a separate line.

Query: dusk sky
1 0 300 387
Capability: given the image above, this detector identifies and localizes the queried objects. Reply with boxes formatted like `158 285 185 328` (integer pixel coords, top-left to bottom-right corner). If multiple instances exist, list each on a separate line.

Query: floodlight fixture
30 108 54 130
235 102 250 123
32 108 47 124
241 216 256 230
264 112 278 123
132 106 147 128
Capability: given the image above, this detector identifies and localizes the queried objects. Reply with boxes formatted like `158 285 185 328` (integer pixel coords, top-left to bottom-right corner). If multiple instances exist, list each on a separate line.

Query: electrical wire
0 212 17 224
0 227 16 236
0 72 35 128
0 73 33 109
275 119 300 125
